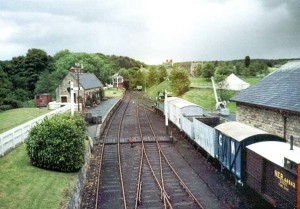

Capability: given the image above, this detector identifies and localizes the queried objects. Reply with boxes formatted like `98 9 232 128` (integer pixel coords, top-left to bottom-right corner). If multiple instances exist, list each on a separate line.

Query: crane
211 77 229 115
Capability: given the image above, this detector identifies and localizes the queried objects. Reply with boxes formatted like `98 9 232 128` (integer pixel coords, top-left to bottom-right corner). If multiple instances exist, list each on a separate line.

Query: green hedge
25 113 86 172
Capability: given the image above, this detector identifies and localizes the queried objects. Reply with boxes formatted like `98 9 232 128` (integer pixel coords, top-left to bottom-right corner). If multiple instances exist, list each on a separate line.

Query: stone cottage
231 61 300 145
56 69 103 105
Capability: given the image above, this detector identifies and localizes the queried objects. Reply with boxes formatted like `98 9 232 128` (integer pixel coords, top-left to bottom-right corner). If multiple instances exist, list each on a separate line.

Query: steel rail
134 104 144 209
117 93 132 209
94 92 128 209
142 107 205 209
135 104 172 209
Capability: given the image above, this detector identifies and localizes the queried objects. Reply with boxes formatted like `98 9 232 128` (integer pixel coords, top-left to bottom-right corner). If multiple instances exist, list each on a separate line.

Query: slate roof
72 73 103 90
231 61 300 113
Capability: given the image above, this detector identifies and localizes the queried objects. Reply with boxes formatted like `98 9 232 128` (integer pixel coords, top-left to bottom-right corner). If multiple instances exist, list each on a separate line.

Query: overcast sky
0 0 299 64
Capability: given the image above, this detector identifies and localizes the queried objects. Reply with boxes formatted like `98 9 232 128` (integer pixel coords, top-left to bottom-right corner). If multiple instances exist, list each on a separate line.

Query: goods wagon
215 121 284 182
193 116 220 157
35 93 52 107
166 97 203 131
181 116 194 139
246 141 300 209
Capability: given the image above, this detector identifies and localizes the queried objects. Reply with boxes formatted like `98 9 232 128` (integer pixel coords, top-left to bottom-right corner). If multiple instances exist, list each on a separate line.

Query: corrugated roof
247 141 300 166
215 121 267 142
72 73 103 90
231 61 300 113
167 97 201 109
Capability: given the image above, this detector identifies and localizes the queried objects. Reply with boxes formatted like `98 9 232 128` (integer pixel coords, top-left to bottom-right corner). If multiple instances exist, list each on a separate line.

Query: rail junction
81 91 274 209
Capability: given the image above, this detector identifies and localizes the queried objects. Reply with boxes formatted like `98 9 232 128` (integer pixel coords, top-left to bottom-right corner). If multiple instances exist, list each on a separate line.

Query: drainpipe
290 135 294 150
283 114 287 140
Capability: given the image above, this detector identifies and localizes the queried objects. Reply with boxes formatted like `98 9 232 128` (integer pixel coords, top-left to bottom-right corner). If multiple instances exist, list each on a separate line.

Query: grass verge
105 88 124 97
0 108 51 134
0 144 77 209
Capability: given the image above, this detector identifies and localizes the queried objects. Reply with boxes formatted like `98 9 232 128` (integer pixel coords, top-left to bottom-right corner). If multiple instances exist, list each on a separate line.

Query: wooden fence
0 105 72 156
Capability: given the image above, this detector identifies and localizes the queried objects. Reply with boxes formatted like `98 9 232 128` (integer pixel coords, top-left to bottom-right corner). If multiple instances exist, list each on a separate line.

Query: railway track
95 93 131 209
136 105 205 209
93 91 223 209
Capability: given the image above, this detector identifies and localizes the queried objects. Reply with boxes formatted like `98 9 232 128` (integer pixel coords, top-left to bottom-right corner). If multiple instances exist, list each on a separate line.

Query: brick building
231 61 300 145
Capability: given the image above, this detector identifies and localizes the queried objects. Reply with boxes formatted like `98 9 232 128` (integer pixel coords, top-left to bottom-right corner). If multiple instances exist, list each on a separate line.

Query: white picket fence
0 105 72 156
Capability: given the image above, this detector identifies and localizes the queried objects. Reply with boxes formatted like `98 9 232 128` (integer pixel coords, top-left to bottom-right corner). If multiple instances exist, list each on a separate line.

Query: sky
0 0 299 64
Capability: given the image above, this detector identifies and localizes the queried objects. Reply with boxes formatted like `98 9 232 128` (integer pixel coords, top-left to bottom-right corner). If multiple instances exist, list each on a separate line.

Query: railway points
81 91 278 209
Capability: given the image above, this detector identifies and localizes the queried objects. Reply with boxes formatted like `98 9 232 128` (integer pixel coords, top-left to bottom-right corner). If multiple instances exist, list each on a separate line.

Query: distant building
112 73 124 88
56 68 103 104
231 61 300 145
164 59 173 67
190 62 200 77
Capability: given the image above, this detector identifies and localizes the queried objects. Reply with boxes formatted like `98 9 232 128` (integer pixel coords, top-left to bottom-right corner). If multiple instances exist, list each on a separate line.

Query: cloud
0 0 299 63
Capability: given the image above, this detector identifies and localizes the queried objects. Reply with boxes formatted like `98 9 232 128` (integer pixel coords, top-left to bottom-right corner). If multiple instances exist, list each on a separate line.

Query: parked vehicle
35 93 52 107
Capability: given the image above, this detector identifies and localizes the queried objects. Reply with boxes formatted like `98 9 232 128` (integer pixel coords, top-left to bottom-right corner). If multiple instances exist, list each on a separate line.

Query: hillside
147 76 262 113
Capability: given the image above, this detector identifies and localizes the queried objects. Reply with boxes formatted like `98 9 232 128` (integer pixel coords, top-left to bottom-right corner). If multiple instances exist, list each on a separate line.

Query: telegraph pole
75 63 82 112
165 90 168 135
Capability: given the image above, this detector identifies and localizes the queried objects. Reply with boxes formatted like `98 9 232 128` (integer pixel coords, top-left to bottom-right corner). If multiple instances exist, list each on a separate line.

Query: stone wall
66 140 91 209
56 73 83 103
56 73 100 104
236 104 300 146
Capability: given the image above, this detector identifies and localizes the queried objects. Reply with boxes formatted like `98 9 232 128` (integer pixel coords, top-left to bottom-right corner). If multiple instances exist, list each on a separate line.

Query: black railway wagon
246 141 300 209
214 121 284 183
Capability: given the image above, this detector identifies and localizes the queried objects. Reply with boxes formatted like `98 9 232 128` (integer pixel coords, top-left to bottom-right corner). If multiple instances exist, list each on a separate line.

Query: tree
245 56 251 68
169 66 190 95
0 67 14 110
214 65 234 82
147 66 158 87
201 62 215 79
25 48 50 93
157 65 168 83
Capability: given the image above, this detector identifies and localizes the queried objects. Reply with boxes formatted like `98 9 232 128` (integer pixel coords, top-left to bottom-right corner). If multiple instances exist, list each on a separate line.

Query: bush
0 104 12 111
25 113 86 172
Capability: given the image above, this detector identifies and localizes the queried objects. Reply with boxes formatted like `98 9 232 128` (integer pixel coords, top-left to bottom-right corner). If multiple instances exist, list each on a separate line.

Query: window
284 158 297 173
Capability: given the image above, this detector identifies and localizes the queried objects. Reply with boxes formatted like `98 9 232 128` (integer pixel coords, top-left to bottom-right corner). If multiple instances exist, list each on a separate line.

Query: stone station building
56 69 103 105
231 61 300 146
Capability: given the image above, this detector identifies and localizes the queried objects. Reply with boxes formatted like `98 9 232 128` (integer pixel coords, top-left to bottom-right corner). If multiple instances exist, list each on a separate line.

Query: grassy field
105 87 125 97
0 108 51 134
147 76 261 113
241 77 261 84
0 145 77 209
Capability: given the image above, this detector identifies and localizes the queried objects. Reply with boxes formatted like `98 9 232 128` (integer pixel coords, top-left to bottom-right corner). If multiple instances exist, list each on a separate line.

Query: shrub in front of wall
25 113 86 172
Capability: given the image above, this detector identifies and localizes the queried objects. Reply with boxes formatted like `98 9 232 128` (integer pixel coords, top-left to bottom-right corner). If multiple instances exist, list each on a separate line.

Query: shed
230 61 300 143
214 121 284 181
246 141 300 208
166 97 203 130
